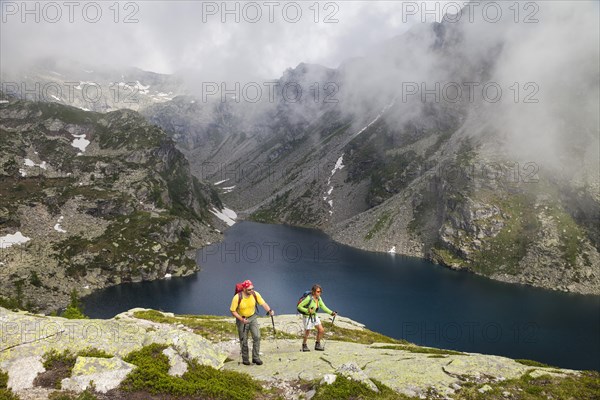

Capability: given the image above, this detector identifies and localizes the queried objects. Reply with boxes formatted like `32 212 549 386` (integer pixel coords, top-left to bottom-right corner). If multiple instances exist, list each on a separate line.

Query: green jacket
297 295 333 315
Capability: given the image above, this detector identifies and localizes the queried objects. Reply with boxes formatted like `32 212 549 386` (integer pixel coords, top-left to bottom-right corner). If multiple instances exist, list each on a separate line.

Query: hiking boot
315 342 325 351
242 360 251 365
302 344 310 352
252 359 263 365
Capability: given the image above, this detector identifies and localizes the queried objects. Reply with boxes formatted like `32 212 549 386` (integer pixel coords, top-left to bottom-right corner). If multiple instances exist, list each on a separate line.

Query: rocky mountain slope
0 97 224 312
2 5 598 296
2 306 596 400
140 14 599 294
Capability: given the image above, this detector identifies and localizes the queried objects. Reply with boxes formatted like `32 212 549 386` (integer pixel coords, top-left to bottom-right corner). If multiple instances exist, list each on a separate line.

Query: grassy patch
121 344 262 400
454 370 600 399
545 205 584 268
365 211 392 240
471 193 539 275
313 375 412 400
0 389 21 400
431 247 464 267
371 344 467 356
249 191 293 225
515 359 554 368
323 322 407 345
132 310 237 341
48 390 98 400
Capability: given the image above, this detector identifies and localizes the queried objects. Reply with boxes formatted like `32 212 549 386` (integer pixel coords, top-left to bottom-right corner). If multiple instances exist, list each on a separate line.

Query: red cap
242 280 253 289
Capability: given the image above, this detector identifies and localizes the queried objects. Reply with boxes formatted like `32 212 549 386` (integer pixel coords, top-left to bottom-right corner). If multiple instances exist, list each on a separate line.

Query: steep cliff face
0 99 223 312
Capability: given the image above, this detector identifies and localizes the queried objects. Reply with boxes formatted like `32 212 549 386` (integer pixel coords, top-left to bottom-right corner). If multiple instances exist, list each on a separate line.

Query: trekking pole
267 311 280 350
239 319 249 365
268 312 276 334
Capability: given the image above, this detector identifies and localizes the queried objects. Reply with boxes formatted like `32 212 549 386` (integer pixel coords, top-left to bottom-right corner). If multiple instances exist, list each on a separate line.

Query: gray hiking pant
236 314 261 361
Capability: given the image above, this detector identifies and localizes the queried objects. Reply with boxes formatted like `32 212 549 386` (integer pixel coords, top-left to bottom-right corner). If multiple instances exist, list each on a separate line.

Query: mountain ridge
0 98 225 312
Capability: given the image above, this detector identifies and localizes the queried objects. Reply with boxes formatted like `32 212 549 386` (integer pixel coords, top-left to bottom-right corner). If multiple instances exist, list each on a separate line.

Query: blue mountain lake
83 221 600 371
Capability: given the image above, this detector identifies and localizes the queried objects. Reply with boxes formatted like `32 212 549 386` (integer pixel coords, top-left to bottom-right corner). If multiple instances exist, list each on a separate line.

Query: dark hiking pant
236 314 260 362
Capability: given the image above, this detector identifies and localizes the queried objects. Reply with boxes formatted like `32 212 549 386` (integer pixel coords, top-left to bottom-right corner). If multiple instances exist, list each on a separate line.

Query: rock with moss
60 356 135 393
162 347 188 377
1 307 594 400
0 307 228 387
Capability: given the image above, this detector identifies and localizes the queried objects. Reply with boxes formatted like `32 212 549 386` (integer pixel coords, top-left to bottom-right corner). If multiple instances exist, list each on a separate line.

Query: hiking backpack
297 290 318 315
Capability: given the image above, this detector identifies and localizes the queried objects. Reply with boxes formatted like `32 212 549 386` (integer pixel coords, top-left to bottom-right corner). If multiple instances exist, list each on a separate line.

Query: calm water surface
84 222 600 371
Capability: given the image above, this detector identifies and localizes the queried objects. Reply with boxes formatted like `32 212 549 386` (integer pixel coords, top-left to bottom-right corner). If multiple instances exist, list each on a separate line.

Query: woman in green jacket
297 284 337 351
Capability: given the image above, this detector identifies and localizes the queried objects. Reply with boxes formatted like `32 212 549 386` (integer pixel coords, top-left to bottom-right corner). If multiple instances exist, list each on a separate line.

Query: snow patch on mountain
210 206 237 226
0 232 31 249
324 155 345 215
71 134 90 153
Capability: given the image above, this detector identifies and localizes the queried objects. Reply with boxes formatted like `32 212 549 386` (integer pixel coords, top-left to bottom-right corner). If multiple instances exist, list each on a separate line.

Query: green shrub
48 389 98 400
0 370 8 389
42 350 77 372
314 375 410 400
121 344 262 400
61 290 87 319
0 388 21 400
29 271 42 287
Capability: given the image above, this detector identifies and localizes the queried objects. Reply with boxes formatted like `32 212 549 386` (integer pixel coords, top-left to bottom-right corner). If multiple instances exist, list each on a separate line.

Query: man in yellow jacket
230 280 274 365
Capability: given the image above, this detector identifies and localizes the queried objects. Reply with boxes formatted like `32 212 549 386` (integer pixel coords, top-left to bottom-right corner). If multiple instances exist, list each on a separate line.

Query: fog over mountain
1 1 599 296
1 1 432 80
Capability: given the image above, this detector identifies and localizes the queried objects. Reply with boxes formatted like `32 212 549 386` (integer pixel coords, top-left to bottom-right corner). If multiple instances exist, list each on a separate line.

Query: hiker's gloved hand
241 317 249 324
309 308 316 315
331 311 337 317
267 309 275 316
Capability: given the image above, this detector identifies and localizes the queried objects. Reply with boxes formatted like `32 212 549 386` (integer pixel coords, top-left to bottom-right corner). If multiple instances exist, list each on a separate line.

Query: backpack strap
236 292 259 315
237 292 243 310
299 295 313 315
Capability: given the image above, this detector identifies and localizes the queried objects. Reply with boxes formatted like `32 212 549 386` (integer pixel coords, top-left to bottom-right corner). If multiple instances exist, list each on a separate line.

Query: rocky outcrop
0 308 582 400
60 357 136 393
0 307 227 396
131 7 600 296
0 99 224 312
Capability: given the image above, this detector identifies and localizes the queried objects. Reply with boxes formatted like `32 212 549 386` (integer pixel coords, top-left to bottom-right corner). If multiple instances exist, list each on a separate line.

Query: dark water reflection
84 222 600 371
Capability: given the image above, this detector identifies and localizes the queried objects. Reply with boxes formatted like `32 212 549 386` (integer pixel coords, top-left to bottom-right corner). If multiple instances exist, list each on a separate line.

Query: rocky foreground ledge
0 307 597 400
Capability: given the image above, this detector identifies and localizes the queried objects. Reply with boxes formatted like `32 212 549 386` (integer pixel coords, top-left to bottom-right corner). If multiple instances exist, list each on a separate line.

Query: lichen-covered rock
60 356 135 393
223 330 578 399
0 307 227 374
162 346 188 377
0 355 45 391
0 309 582 400
336 362 378 392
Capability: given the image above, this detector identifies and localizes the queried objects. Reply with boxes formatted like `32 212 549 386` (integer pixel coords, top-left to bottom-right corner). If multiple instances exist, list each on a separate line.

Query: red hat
242 280 253 289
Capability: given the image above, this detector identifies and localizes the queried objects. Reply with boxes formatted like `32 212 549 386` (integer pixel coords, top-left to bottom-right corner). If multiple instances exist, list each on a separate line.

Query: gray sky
1 0 598 179
0 0 458 81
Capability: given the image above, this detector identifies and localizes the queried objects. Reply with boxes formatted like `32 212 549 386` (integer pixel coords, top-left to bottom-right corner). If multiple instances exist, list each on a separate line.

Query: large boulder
1 355 45 391
0 307 227 369
60 356 136 393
